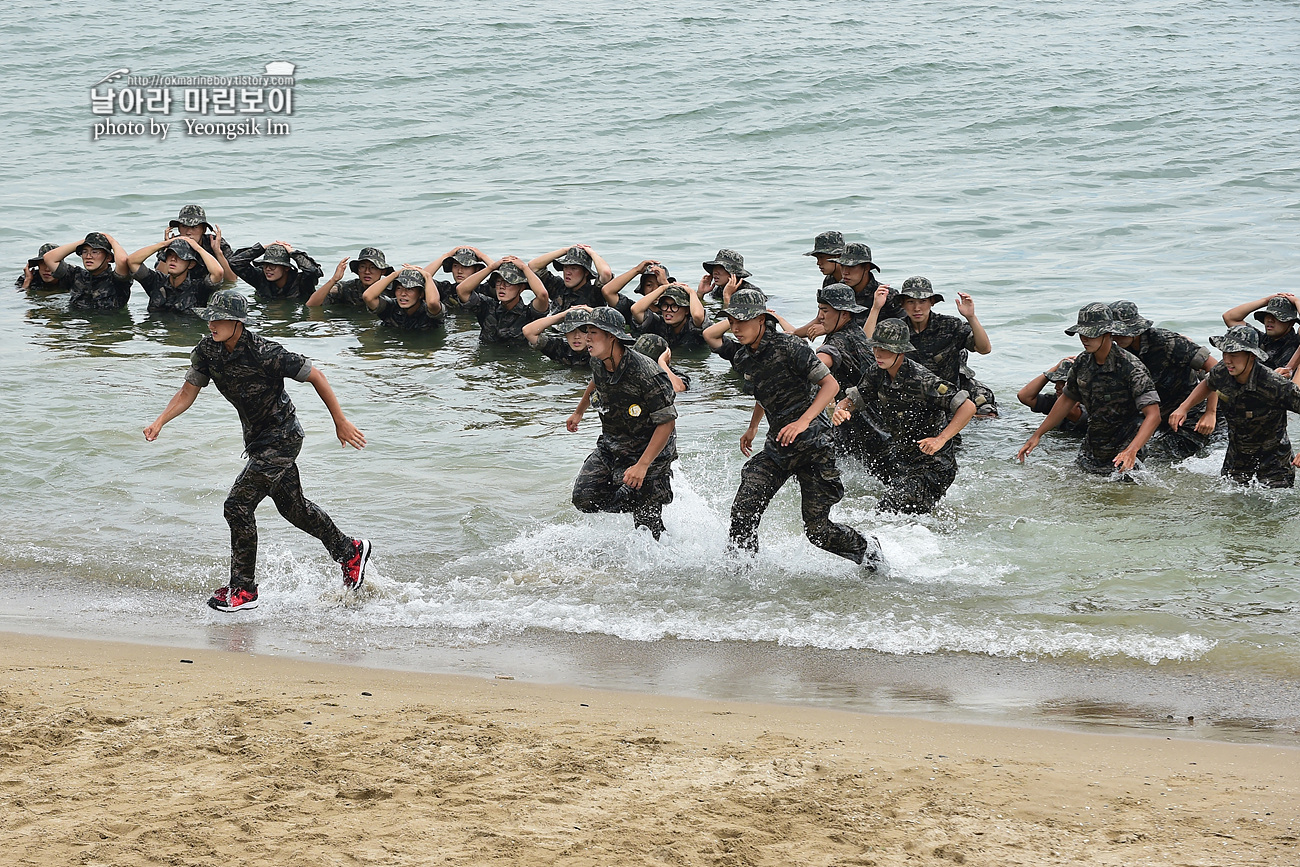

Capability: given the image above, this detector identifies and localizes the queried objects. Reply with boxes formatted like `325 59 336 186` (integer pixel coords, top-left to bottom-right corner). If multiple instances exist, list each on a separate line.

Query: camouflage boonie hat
27 243 57 267
817 282 867 314
1253 296 1299 324
553 246 598 278
441 247 486 273
496 261 528 285
1209 325 1269 361
702 248 751 279
899 276 944 303
350 247 394 275
1107 300 1152 337
169 204 211 229
586 306 634 343
804 231 845 257
1045 358 1075 383
75 232 114 259
832 241 879 271
633 333 669 360
253 244 295 269
720 287 770 321
198 289 249 323
660 284 692 308
866 318 913 354
394 268 426 289
161 239 198 262
1065 302 1118 338
561 307 593 333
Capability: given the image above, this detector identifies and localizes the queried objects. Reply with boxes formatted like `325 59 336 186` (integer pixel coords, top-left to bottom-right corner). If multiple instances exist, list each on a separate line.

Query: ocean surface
2 0 1298 740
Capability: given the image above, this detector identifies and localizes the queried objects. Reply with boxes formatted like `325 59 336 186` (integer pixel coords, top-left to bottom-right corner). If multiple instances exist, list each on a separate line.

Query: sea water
1 0 1297 739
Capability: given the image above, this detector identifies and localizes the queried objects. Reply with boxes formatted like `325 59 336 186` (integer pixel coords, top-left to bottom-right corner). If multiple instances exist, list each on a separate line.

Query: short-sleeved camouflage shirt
463 291 544 345
539 270 606 313
716 327 833 459
1207 360 1300 456
1063 346 1160 464
1133 327 1211 418
637 311 710 350
818 320 873 400
185 329 313 451
590 347 678 460
847 357 969 466
535 331 589 367
67 266 132 311
433 279 468 312
907 312 975 384
229 244 323 301
134 266 216 314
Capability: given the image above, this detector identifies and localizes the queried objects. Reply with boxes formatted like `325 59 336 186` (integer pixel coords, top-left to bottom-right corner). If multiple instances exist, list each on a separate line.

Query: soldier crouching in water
1017 303 1162 477
833 318 977 514
567 308 678 540
703 288 884 571
143 290 372 612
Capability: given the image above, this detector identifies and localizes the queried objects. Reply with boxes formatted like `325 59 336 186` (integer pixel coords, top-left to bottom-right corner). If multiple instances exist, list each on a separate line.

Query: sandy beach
0 632 1295 866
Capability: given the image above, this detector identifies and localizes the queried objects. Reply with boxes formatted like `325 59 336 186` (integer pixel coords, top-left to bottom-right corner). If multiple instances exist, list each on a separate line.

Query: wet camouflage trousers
224 437 351 589
830 415 957 514
572 445 674 538
1222 441 1295 488
729 445 869 564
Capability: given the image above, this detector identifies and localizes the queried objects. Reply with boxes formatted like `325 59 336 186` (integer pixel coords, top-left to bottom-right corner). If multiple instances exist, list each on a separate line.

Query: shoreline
4 571 1300 747
2 630 1297 866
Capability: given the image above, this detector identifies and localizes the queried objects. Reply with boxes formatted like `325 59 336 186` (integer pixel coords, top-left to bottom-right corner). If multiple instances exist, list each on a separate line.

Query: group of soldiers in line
21 207 1300 601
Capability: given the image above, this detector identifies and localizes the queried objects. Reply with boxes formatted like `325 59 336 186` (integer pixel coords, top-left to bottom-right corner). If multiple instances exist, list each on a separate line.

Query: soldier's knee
572 488 602 513
223 495 253 524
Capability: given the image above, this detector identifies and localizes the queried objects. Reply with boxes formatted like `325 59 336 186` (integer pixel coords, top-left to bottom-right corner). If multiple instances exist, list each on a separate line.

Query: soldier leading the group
143 289 372 612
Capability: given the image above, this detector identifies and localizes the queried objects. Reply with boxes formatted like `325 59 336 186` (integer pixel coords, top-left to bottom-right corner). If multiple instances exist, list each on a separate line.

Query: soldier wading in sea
1017 303 1161 476
566 308 678 540
833 318 977 514
704 289 884 570
143 289 372 612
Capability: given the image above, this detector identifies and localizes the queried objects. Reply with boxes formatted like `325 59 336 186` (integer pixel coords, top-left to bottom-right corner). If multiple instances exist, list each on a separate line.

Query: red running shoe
341 539 372 590
208 585 259 612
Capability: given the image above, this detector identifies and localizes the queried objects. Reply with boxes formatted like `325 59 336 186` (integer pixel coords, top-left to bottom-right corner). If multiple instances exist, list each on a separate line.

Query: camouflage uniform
67 266 132 311
572 335 678 538
462 280 544 345
636 311 710 350
904 307 998 416
1132 326 1214 458
716 324 871 564
185 328 352 591
816 306 879 458
1257 328 1300 371
1063 346 1160 473
134 266 217 314
846 354 970 514
540 247 607 313
326 278 377 308
229 243 323 301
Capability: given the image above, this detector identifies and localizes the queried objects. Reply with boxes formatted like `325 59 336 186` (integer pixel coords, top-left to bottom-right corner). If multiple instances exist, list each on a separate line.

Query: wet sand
2 631 1296 866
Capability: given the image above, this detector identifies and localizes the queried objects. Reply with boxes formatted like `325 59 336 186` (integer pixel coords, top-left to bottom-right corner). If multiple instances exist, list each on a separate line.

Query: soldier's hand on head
272 240 294 252
180 235 201 248
332 257 349 280
164 226 176 242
